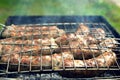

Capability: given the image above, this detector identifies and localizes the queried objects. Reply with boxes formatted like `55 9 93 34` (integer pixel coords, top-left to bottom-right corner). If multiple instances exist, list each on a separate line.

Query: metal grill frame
0 16 120 79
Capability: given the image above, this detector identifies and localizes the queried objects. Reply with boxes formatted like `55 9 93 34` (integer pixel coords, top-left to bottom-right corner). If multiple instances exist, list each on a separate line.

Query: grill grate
0 16 120 79
0 23 120 71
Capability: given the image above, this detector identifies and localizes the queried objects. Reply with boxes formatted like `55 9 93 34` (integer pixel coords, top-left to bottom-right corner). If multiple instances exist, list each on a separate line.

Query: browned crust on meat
75 24 90 35
64 50 116 67
60 50 116 77
0 44 52 55
2 25 65 38
100 38 117 48
0 38 58 46
1 51 73 67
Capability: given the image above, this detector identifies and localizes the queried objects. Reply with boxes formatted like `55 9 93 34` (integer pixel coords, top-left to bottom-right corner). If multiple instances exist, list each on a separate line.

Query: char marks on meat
0 24 117 73
64 50 116 67
2 25 65 38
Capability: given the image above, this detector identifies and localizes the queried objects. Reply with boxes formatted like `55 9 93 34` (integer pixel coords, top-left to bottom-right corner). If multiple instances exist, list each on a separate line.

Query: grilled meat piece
55 33 82 45
100 38 117 48
76 27 106 44
0 37 58 55
2 25 65 38
60 50 116 77
75 24 90 35
0 44 40 55
55 33 87 46
55 33 103 46
0 37 58 47
84 34 100 44
90 28 105 40
54 42 105 59
1 49 116 72
71 44 102 59
64 50 116 67
56 34 115 59
61 42 104 59
1 51 73 67
0 38 44 45
55 34 68 45
0 43 58 56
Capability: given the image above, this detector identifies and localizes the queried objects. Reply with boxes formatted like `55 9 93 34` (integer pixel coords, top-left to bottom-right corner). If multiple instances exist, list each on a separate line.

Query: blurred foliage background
0 0 120 33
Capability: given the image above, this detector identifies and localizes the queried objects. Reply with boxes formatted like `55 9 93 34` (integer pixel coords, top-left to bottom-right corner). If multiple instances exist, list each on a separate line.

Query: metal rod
0 22 120 75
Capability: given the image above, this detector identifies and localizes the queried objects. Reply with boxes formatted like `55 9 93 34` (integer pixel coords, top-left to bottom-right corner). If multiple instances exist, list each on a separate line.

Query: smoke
11 0 102 15
40 0 93 15
12 0 34 15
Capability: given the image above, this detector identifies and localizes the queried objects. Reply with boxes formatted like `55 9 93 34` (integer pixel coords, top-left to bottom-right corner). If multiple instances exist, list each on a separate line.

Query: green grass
0 0 120 33
90 0 120 33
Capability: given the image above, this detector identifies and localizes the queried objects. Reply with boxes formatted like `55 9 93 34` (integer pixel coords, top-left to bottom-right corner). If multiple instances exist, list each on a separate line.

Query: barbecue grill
0 16 120 80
